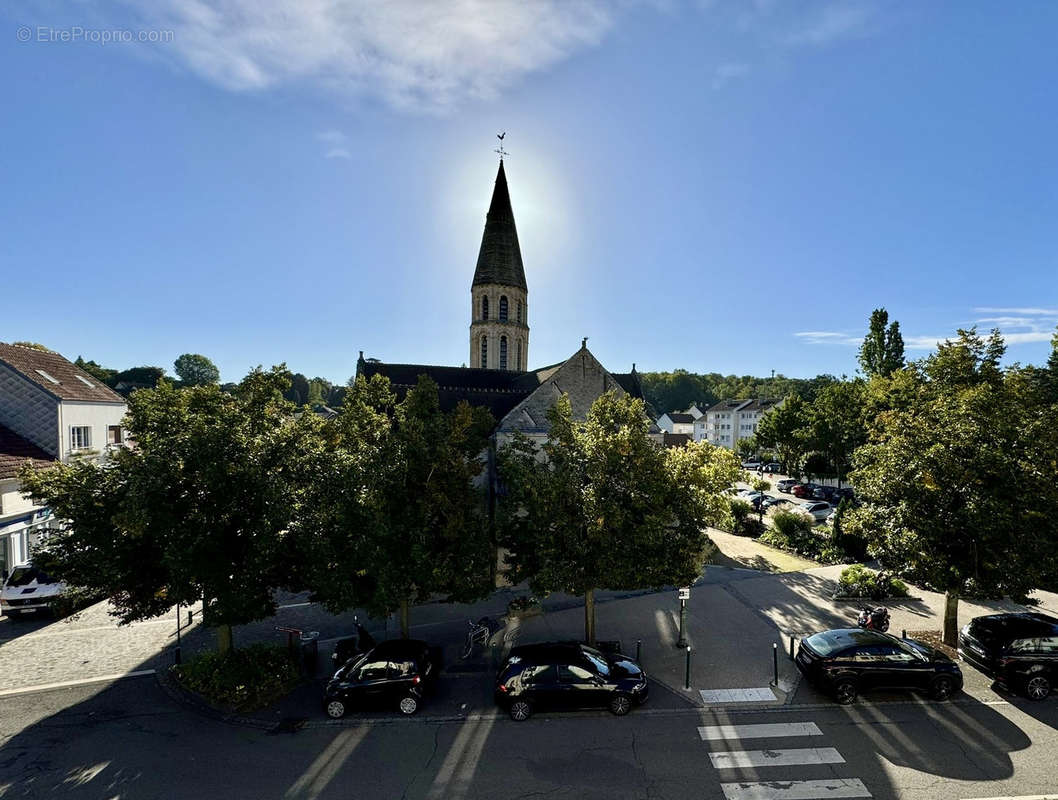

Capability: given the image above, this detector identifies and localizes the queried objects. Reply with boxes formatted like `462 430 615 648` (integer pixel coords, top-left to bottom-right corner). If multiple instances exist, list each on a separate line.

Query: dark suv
323 639 441 718
495 642 649 720
958 612 1058 700
796 628 962 704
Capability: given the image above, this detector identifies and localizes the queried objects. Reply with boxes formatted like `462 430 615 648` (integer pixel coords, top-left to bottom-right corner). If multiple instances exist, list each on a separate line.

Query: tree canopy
858 308 905 377
174 353 221 386
497 390 740 643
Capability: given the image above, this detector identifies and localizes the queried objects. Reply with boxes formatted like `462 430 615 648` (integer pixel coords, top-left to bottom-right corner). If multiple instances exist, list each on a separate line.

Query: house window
480 336 488 368
517 339 523 371
70 426 91 451
108 425 123 445
481 296 489 321
500 336 508 370
517 300 523 324
499 296 508 322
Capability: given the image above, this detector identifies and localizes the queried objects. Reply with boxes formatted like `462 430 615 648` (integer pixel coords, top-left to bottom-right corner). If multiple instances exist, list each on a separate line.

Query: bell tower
469 159 529 371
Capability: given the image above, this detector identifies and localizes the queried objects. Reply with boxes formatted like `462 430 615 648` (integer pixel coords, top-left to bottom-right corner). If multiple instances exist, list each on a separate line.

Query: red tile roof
0 424 56 479
0 343 125 403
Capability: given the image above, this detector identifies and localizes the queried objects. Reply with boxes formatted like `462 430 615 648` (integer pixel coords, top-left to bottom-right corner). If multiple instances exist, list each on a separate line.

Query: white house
0 343 128 575
656 403 703 435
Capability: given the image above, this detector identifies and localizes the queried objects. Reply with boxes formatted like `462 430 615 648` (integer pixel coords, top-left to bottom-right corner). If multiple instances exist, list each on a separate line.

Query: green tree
849 329 1058 645
755 395 810 476
174 353 220 386
285 373 311 405
112 366 166 394
21 367 312 653
75 356 118 385
735 435 758 460
497 391 740 644
858 308 905 377
807 380 867 486
291 374 495 637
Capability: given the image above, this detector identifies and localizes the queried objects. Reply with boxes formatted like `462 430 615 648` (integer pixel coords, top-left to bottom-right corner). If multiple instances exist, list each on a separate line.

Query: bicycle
461 616 500 660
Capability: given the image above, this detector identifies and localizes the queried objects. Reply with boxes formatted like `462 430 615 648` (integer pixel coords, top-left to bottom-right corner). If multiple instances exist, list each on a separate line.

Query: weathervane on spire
494 131 508 160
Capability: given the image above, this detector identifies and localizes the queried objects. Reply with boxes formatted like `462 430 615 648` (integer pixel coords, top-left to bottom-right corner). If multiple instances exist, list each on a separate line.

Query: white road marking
698 722 822 741
700 687 777 704
960 796 1058 800
721 778 871 800
710 747 845 769
0 669 156 698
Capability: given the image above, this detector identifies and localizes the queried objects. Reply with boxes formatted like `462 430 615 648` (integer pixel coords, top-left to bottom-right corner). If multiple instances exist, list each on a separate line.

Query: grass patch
172 643 302 712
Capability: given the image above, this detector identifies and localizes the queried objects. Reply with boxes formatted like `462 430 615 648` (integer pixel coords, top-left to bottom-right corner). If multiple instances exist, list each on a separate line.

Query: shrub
838 564 910 599
172 643 301 712
50 585 106 618
729 498 752 530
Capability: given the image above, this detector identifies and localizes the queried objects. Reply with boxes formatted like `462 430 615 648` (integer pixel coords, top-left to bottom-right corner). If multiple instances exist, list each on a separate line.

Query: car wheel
508 700 532 721
834 679 858 705
609 693 633 716
325 700 347 719
398 695 420 715
1025 674 1052 701
929 675 956 701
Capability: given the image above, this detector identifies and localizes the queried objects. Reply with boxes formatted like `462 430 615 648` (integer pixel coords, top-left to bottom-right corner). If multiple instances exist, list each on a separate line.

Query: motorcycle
857 606 890 633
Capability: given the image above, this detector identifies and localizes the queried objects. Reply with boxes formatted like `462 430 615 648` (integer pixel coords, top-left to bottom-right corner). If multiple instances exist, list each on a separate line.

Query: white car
798 502 833 523
741 460 762 470
0 562 66 618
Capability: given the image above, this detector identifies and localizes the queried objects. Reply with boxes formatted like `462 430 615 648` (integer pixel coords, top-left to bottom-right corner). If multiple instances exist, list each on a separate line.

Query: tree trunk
943 590 960 647
216 623 233 655
584 588 596 646
399 598 410 639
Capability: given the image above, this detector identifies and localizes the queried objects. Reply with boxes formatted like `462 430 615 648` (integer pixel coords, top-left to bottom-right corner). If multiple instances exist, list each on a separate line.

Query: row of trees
22 370 740 650
639 370 839 417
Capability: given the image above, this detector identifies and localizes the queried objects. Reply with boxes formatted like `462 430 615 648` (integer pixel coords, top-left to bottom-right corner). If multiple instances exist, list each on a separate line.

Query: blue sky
2 1 1056 384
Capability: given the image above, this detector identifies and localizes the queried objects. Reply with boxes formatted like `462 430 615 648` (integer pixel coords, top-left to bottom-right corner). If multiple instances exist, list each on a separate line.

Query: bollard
902 629 907 639
789 636 796 661
636 639 642 662
685 646 692 690
772 642 779 687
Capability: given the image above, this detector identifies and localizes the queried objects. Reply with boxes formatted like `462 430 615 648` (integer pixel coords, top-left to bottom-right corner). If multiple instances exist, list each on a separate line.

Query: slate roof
665 412 695 424
706 399 752 413
472 161 527 290
0 423 56 479
0 343 125 403
356 353 645 427
742 398 782 412
661 432 691 448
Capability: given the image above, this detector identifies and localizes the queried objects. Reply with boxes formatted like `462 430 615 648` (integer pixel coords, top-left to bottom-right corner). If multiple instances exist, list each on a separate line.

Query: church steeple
472 160 527 290
470 158 529 371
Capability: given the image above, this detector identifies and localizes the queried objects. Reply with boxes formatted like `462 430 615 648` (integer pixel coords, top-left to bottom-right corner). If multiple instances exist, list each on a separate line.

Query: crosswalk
698 719 872 800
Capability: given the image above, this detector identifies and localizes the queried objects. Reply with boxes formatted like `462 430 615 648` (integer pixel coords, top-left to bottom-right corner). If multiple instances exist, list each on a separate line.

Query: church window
481 296 489 320
517 339 523 371
500 336 508 370
499 296 508 322
517 300 523 324
480 336 488 368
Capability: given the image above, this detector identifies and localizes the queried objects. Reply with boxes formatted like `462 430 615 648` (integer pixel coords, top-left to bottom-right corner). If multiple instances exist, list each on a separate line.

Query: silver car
799 501 833 523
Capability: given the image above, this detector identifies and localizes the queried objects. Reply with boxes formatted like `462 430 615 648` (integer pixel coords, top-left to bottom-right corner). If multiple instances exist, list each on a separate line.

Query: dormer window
499 296 508 322
481 296 489 321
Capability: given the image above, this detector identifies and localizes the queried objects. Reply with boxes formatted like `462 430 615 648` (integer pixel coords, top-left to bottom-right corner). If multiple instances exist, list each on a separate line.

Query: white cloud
973 307 1058 316
316 129 351 159
123 0 623 112
712 61 750 89
781 2 878 47
794 331 862 346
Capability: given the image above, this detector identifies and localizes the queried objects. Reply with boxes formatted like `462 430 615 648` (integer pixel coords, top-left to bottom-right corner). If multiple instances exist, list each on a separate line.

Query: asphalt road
3 676 1058 800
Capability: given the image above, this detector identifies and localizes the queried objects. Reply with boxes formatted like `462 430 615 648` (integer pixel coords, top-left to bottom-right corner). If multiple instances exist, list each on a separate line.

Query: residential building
0 343 128 573
696 397 782 450
656 411 695 435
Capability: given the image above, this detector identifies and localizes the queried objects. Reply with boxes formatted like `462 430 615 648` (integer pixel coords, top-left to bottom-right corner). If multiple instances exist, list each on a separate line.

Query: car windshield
580 648 611 676
6 567 44 587
336 652 368 679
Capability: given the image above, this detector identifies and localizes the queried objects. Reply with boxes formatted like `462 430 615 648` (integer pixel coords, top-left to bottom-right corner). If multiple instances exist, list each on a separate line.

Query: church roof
472 161 527 291
356 350 645 430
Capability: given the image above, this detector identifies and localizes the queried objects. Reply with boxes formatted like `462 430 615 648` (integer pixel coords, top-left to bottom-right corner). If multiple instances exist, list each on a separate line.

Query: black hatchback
796 628 962 704
495 642 649 721
959 612 1058 700
323 639 441 718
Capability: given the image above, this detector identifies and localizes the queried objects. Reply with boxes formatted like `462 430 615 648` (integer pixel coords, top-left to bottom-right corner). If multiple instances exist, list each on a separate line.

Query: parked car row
780 482 855 503
797 610 1058 705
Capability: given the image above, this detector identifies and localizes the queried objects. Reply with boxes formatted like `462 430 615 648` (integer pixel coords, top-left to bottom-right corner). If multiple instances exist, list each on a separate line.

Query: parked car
750 494 777 511
798 501 833 523
763 496 793 511
741 460 762 470
776 479 799 493
495 641 649 721
761 462 782 473
791 483 818 499
958 612 1058 700
831 487 856 502
0 562 66 618
323 639 442 718
796 628 962 704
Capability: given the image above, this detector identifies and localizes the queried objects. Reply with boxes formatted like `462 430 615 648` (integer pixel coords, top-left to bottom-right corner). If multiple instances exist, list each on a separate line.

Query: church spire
472 160 527 290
